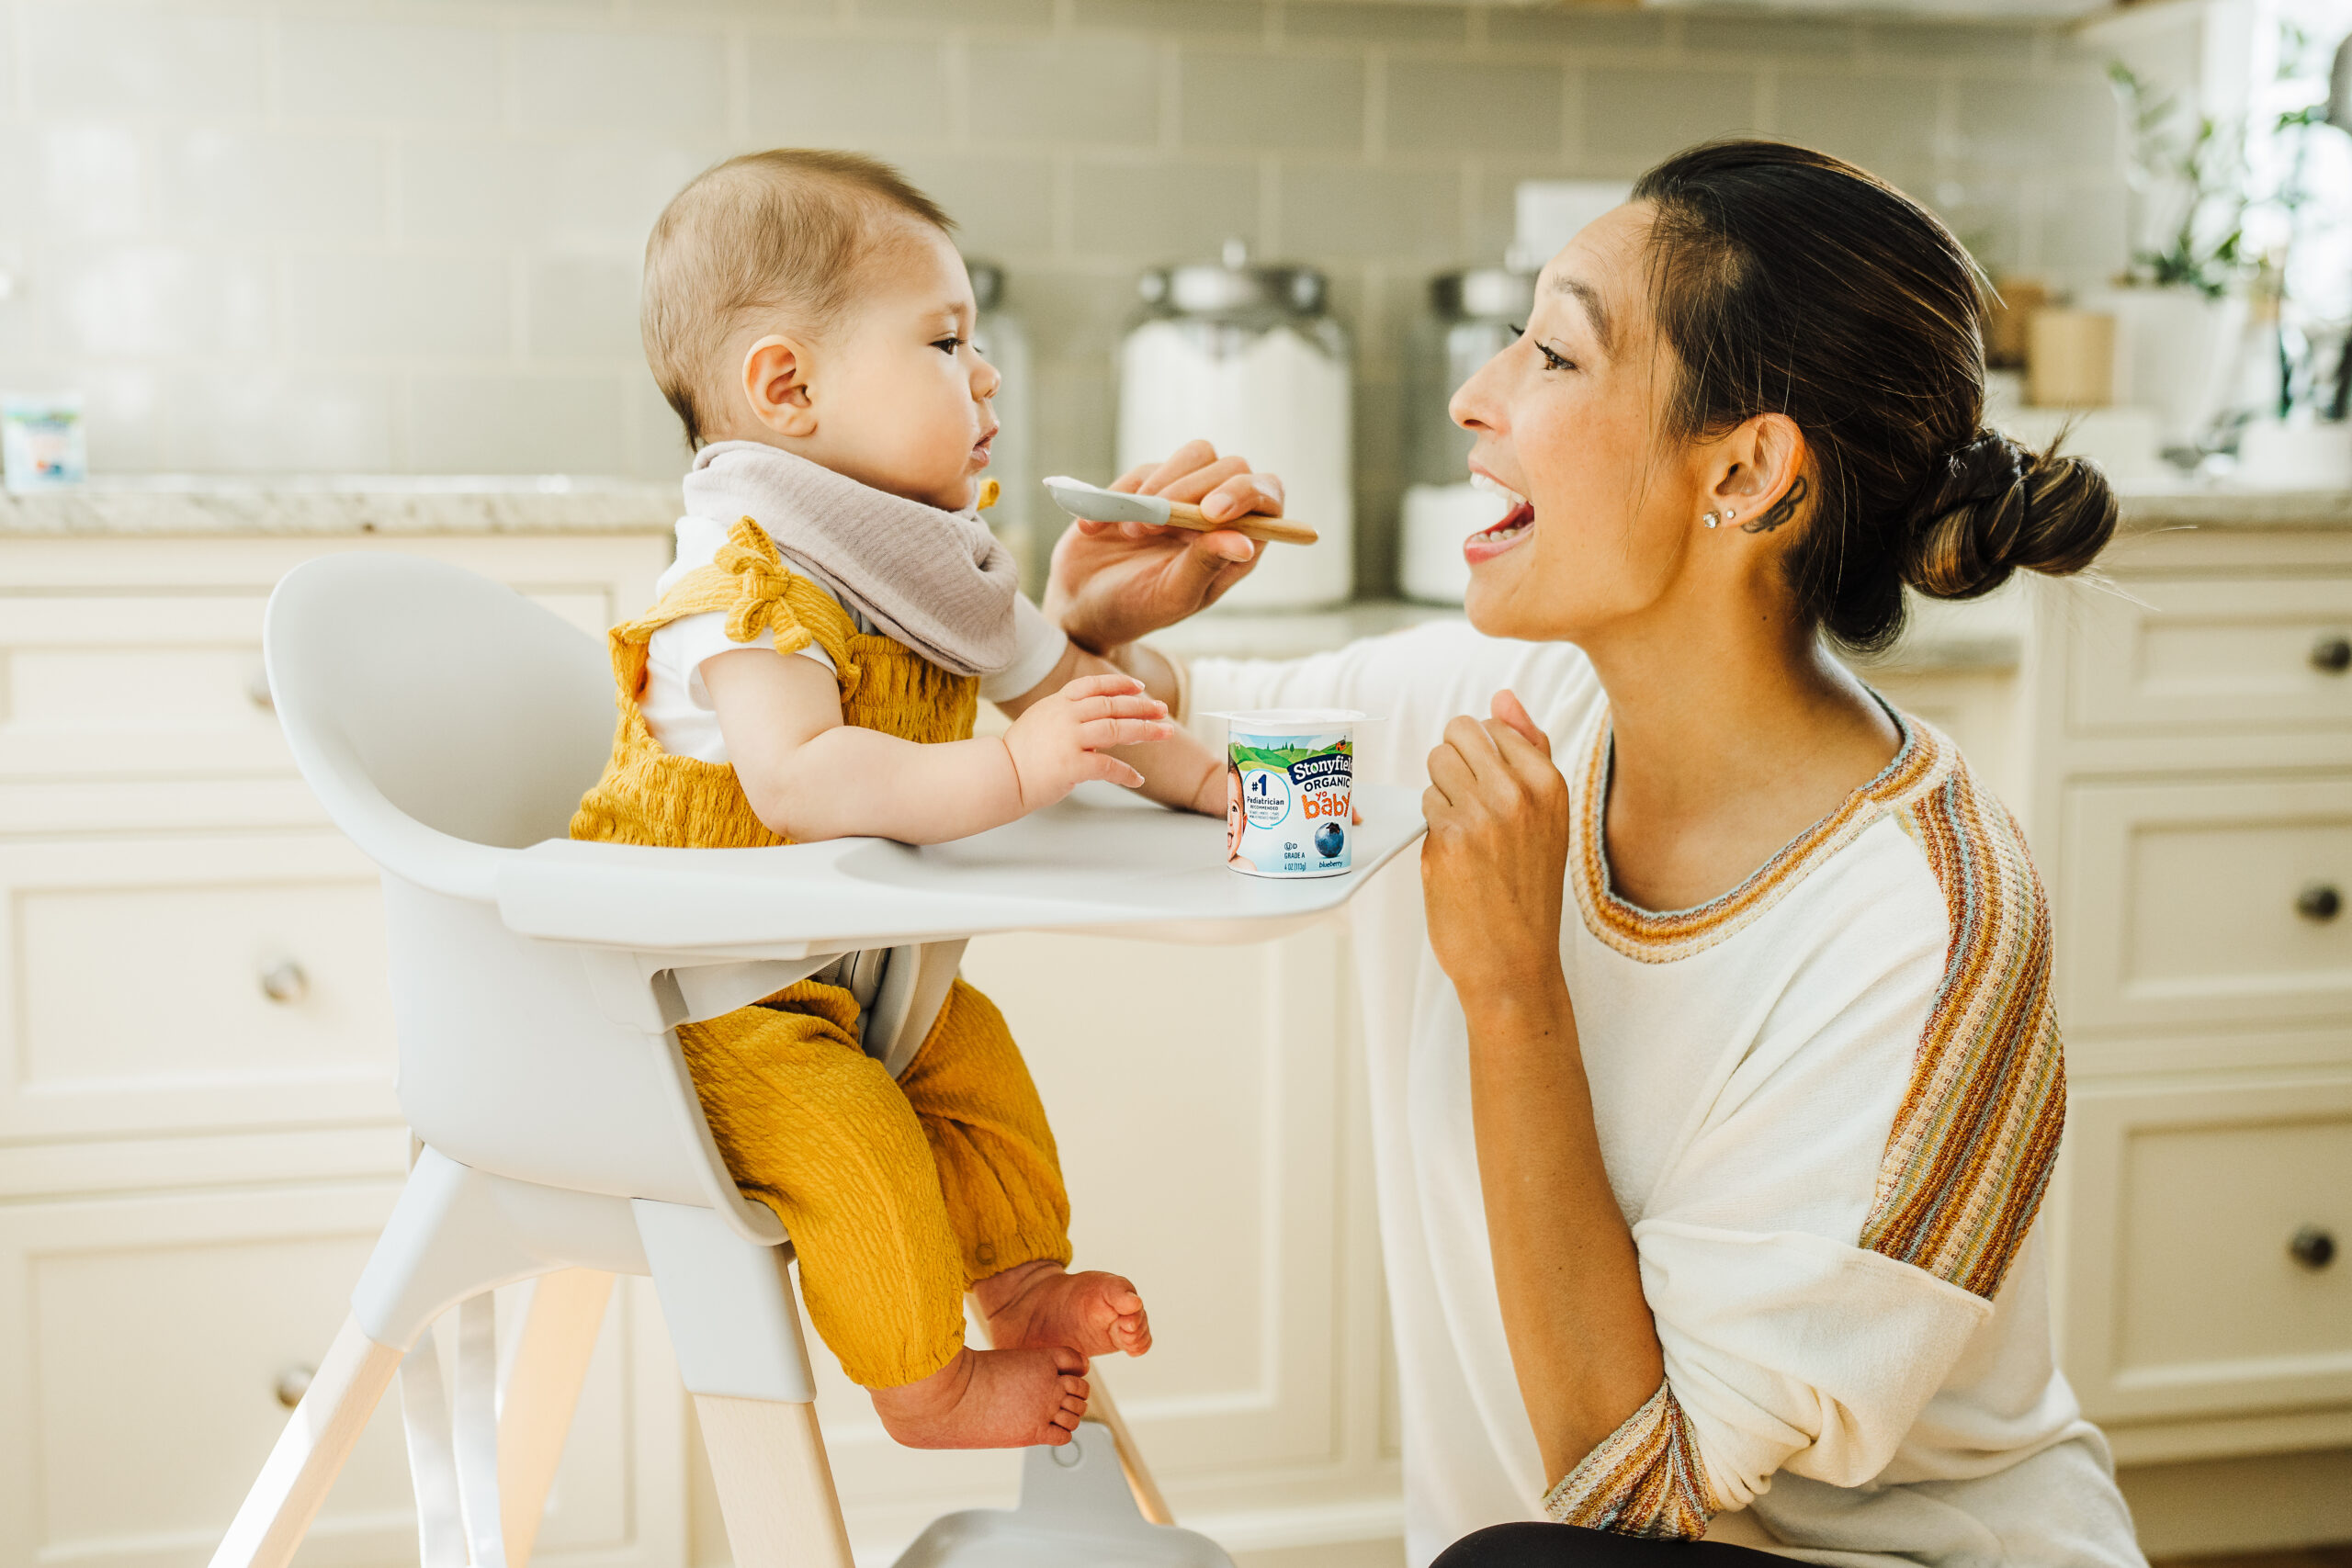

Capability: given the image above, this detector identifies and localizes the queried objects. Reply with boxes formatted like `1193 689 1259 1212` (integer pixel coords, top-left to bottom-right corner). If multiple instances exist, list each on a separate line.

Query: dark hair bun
1902 430 2118 602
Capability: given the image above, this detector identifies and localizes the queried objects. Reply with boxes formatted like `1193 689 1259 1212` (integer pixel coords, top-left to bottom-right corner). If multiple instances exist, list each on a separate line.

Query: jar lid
1430 268 1535 322
1138 239 1328 317
966 258 1005 313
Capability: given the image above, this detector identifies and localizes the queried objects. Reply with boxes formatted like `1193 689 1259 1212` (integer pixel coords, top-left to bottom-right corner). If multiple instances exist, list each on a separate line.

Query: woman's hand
1421 690 1573 998
1044 439 1284 655
1427 691 1664 1482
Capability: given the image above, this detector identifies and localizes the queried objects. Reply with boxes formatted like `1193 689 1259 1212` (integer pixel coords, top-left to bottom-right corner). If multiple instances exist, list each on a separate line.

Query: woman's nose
1449 347 1507 432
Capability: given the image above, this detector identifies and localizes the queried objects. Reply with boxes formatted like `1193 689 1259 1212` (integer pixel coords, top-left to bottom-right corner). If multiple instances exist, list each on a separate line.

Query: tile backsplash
0 0 2126 593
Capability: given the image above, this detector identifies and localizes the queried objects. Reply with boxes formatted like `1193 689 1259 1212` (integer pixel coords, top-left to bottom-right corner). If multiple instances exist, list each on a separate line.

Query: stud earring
1723 507 1738 524
1702 512 1721 528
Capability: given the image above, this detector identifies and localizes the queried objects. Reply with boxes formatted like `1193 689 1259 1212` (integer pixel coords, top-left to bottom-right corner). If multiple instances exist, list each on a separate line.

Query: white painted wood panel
0 829 399 1143
2056 775 2352 1032
0 1182 686 1568
2064 575 2352 740
0 592 606 784
2058 1072 2352 1427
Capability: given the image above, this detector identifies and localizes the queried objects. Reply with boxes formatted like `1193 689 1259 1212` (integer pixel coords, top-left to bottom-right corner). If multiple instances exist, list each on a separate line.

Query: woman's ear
741 335 819 439
1708 413 1810 536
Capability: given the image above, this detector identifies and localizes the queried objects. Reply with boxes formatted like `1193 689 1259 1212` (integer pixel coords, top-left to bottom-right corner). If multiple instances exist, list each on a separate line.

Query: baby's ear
741 334 818 437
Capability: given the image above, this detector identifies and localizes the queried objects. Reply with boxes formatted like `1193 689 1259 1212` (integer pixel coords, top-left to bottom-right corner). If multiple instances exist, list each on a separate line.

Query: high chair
214 552 1421 1568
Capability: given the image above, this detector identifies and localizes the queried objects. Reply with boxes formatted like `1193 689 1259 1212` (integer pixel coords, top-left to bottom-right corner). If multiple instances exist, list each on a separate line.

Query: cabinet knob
2312 636 2352 674
246 668 274 709
2296 884 2342 923
258 958 308 1004
2290 1225 2336 1271
274 1364 314 1409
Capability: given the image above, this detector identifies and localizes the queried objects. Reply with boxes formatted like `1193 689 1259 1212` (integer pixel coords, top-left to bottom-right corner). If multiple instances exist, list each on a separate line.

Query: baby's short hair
641 149 955 448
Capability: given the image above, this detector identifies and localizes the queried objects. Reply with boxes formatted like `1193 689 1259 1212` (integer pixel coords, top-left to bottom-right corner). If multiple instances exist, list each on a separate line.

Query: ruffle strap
708 517 862 701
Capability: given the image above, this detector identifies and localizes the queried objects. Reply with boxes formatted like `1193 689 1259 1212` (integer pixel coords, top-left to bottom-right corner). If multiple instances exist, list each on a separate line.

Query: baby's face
796 223 1001 512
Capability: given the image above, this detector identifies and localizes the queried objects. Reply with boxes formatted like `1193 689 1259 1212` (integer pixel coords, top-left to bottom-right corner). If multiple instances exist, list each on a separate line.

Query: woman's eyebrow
1546 274 1613 355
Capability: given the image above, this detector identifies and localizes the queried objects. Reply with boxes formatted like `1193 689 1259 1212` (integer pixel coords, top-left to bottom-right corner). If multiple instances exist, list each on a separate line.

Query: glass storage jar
1116 243 1353 610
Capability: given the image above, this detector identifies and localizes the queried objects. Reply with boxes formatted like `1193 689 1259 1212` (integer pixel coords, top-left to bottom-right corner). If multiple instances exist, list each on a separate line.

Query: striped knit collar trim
1569 695 1952 964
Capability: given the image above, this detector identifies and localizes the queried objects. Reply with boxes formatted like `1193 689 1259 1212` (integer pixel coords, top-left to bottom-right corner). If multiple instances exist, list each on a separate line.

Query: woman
1050 141 2142 1565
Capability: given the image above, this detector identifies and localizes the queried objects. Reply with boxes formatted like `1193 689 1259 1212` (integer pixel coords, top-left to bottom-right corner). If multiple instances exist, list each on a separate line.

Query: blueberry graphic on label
1314 822 1345 859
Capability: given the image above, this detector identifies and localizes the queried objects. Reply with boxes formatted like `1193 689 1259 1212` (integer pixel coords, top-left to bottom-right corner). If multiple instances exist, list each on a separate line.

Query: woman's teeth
1463 500 1534 564
1468 471 1528 511
1472 502 1534 543
1463 471 1533 560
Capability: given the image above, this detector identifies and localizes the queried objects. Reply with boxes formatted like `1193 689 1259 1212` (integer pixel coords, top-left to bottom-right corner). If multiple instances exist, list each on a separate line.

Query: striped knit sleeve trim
1540 1382 1719 1540
1867 761 2065 1300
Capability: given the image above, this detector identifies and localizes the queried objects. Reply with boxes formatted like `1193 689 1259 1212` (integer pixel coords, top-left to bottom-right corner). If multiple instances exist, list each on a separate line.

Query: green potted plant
2088 62 2254 458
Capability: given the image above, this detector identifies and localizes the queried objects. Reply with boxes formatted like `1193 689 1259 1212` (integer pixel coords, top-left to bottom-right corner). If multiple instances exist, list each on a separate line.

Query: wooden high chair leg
209 1315 405 1568
695 1395 854 1568
1087 1379 1175 1527
499 1269 616 1568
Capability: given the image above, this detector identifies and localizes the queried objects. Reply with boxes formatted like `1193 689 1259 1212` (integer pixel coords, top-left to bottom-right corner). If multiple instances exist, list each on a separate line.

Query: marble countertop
0 474 679 536
7 471 2346 538
2114 480 2352 530
8 471 2345 674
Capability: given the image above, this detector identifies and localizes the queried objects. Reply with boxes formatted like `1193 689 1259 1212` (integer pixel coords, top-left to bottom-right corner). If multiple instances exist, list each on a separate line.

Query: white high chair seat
216 552 1422 1568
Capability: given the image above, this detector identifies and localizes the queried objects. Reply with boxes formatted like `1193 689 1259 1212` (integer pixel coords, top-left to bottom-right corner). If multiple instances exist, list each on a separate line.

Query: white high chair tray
499 781 1424 958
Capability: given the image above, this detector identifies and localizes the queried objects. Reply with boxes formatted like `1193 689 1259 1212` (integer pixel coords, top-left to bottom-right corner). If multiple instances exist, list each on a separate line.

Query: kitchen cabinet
2025 502 2352 1550
0 517 689 1568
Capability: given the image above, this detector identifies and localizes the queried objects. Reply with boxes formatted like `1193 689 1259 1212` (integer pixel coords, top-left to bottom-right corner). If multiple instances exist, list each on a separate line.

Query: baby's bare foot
975 1260 1153 1359
869 1345 1089 1450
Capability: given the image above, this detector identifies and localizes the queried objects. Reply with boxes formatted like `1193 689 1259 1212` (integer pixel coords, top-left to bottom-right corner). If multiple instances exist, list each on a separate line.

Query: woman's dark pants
1433 1523 1787 1566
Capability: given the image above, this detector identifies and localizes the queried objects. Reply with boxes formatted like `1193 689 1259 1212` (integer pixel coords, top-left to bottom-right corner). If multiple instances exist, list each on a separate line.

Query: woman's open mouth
1463 472 1533 565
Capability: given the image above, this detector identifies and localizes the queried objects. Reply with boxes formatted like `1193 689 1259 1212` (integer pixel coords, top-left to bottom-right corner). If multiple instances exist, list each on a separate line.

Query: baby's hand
1002 673 1175 810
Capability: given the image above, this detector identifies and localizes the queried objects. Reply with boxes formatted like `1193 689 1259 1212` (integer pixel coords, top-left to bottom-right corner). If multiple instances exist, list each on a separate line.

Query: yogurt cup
1214 709 1366 878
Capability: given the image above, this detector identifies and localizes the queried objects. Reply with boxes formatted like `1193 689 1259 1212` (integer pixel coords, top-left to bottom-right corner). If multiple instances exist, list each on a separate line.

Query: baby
571 149 1234 1449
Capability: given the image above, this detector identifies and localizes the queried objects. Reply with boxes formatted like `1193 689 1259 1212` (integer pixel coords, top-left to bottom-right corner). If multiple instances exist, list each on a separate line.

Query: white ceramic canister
1217 709 1364 878
1117 244 1353 610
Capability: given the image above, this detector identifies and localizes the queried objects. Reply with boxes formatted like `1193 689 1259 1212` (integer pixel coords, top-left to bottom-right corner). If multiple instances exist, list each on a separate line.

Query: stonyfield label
1226 725 1353 878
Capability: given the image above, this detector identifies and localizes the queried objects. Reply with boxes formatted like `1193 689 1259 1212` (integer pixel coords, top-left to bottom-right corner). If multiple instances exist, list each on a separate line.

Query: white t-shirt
1193 622 2142 1568
642 513 1069 764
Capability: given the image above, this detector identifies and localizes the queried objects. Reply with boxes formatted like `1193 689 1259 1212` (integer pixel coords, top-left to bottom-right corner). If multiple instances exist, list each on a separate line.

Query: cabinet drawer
0 1183 683 1568
2057 776 2352 1032
2066 575 2352 739
2060 1075 2352 1426
0 832 399 1145
0 588 612 787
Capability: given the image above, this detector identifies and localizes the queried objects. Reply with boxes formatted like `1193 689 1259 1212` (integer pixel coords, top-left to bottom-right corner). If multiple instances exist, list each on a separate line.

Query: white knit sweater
1193 622 2143 1568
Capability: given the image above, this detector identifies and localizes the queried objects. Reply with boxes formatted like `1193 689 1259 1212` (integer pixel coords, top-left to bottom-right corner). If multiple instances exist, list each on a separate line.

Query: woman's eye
1534 343 1575 372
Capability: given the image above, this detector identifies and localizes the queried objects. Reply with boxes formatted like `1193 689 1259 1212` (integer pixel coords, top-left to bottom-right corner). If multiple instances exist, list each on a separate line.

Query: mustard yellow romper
571 519 1072 1390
